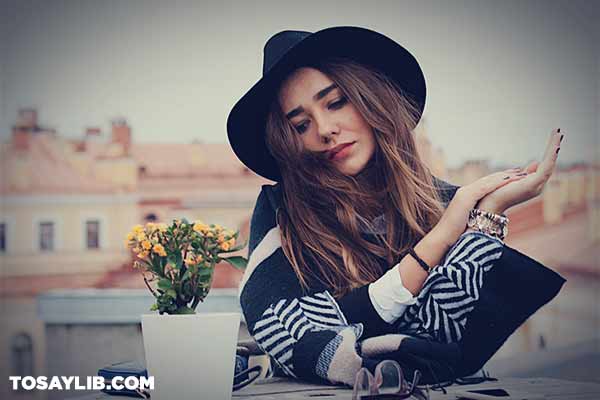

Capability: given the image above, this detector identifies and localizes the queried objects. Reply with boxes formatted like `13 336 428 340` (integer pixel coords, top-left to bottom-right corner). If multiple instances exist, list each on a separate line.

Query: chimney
85 127 102 138
16 108 38 130
111 117 131 156
12 126 31 151
12 108 38 151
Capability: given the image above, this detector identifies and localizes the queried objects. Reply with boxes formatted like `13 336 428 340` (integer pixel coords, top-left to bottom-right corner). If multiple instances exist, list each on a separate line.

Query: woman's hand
477 128 563 214
431 169 527 248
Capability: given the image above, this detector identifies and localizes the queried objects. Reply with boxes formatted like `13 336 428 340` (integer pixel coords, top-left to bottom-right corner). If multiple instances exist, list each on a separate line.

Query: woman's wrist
476 198 506 215
426 226 453 254
398 227 451 296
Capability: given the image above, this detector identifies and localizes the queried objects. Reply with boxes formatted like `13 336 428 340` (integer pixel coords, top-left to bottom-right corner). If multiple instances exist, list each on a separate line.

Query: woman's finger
476 171 526 195
541 128 561 161
538 128 562 176
525 161 539 174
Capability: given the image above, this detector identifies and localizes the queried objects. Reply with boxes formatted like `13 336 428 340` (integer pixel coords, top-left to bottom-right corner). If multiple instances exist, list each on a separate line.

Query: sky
1 0 598 168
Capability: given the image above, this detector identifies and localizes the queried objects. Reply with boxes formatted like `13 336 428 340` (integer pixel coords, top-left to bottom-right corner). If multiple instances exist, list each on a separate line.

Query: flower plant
125 219 247 314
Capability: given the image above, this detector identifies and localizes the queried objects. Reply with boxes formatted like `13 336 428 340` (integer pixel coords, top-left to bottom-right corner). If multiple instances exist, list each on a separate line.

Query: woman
226 27 566 388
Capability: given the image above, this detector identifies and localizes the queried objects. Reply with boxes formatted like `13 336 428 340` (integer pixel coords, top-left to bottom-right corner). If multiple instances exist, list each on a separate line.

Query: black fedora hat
226 26 427 182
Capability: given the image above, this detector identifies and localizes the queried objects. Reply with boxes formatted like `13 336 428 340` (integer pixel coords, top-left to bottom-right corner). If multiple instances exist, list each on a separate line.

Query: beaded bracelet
408 247 432 273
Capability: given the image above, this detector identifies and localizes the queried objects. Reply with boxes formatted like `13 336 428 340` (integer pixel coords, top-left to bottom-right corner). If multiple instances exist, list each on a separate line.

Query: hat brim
227 26 427 182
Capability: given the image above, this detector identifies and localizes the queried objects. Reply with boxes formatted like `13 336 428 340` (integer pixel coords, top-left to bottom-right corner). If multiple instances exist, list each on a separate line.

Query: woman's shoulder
431 175 460 206
257 182 284 212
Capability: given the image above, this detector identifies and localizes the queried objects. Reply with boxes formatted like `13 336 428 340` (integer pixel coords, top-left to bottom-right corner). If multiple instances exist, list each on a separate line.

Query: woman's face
278 67 376 176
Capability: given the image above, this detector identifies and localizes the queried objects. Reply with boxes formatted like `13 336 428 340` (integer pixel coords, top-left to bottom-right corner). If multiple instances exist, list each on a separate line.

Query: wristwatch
467 208 509 241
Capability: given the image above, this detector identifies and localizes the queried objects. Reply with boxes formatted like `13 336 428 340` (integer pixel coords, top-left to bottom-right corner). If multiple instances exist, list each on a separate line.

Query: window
86 220 100 249
11 332 34 388
39 222 54 251
0 223 5 252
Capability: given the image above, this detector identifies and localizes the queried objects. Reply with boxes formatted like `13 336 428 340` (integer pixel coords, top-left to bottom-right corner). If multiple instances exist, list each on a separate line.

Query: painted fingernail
503 176 510 180
517 173 527 176
557 128 561 133
556 147 560 154
560 134 564 143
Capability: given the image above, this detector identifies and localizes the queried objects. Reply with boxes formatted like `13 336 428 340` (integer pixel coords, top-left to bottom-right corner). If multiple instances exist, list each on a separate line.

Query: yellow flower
145 222 156 231
219 242 231 251
132 224 144 234
213 224 223 232
136 233 146 242
126 232 135 241
141 240 152 250
157 223 168 233
138 251 149 259
217 234 226 243
185 254 203 266
227 238 236 247
193 221 210 234
152 244 167 257
132 246 141 253
206 231 214 238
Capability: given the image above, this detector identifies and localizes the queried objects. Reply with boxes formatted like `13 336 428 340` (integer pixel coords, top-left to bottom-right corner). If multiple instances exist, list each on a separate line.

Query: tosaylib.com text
9 375 154 391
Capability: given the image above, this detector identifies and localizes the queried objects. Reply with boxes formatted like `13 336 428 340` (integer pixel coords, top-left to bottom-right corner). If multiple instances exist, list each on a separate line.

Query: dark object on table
97 360 148 398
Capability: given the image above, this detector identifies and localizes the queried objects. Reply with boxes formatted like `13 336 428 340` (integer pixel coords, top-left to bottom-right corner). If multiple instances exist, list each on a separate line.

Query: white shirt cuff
368 263 418 324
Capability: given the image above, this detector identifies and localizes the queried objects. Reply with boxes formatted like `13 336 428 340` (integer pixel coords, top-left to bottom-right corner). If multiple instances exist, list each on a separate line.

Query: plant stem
143 273 159 298
191 295 201 310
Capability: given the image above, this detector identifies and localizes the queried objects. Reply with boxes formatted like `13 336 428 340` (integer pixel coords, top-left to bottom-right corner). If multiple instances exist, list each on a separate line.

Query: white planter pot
141 312 240 400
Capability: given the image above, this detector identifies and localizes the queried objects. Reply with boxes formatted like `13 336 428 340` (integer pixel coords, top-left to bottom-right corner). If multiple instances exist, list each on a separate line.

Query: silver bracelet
467 208 509 241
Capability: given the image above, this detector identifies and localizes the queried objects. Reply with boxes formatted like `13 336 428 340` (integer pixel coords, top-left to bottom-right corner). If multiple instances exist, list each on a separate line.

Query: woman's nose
315 113 339 141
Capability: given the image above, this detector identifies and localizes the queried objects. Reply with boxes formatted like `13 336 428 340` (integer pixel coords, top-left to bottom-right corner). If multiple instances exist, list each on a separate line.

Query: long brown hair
265 58 446 298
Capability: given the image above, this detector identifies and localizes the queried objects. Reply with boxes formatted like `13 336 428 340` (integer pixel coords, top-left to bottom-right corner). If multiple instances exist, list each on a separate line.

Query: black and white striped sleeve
395 231 505 343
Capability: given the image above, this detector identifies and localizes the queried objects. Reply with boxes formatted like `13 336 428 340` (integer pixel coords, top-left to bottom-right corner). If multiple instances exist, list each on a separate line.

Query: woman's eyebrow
314 83 338 101
285 83 339 119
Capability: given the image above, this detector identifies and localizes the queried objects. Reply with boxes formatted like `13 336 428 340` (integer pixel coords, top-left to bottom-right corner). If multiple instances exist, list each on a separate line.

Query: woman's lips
330 142 354 161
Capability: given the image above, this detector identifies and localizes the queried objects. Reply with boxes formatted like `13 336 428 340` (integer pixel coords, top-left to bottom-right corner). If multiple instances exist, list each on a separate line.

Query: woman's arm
396 227 451 296
394 169 526 297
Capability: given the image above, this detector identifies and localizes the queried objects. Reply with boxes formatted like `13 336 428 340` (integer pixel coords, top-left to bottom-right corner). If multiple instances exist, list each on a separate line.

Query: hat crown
263 30 311 76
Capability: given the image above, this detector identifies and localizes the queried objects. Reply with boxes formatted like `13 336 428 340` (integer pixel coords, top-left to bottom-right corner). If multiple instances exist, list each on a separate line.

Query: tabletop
67 376 600 400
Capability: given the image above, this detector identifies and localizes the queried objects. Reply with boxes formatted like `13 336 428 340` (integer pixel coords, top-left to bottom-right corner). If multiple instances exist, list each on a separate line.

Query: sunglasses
352 360 430 400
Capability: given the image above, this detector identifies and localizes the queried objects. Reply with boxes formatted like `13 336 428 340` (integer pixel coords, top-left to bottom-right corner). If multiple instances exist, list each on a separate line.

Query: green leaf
158 279 173 291
166 289 177 299
150 303 158 311
198 267 213 279
173 306 195 315
222 256 248 270
167 253 182 269
181 270 192 282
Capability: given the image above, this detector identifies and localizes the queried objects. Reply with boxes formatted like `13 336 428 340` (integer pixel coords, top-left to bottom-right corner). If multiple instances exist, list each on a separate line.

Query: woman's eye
328 96 348 110
295 121 309 134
